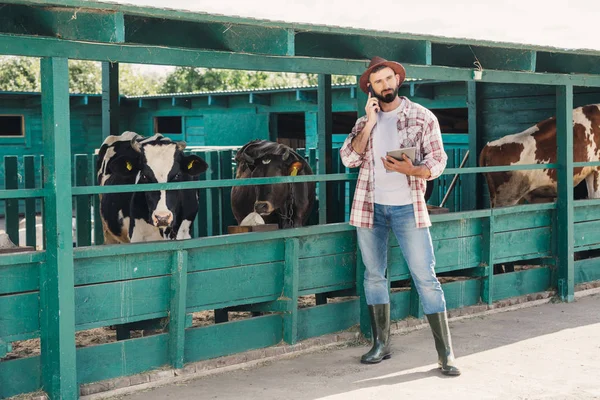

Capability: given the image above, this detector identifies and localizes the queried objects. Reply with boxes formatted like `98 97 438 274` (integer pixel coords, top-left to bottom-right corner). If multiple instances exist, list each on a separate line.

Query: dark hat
359 56 406 93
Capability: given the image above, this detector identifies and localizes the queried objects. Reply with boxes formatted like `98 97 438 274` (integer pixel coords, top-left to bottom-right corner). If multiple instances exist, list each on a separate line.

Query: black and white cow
97 132 208 243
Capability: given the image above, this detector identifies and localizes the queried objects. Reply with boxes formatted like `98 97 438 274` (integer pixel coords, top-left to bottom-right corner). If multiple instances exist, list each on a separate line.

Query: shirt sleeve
420 115 447 181
339 118 368 168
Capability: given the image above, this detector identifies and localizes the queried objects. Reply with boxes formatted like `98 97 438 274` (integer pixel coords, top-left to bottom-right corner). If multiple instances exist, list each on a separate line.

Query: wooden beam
409 82 434 99
295 33 431 65
317 75 332 224
40 57 78 400
171 97 191 109
296 89 317 103
208 95 228 107
432 44 537 72
466 81 479 211
125 16 294 56
556 84 574 302
249 93 271 106
0 4 125 43
536 52 600 75
102 62 120 138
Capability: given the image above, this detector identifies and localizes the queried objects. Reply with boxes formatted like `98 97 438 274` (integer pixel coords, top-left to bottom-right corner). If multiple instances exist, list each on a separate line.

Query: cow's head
247 149 306 216
108 135 208 228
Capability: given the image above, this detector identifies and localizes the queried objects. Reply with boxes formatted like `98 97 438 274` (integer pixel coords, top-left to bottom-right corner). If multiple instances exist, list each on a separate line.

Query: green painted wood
296 299 359 341
76 334 168 385
0 292 39 337
318 75 332 224
466 81 479 210
574 221 600 248
298 253 355 293
493 209 553 232
575 202 600 223
75 277 170 327
493 227 552 261
126 16 293 56
209 151 221 236
283 238 299 344
390 290 411 321
220 149 235 231
442 279 481 310
492 267 552 301
574 257 600 285
0 355 41 399
481 216 494 304
193 150 208 238
537 52 600 75
0 262 40 295
74 251 171 285
92 154 104 245
184 315 282 363
169 250 187 369
101 61 120 139
75 155 92 247
432 44 537 71
556 85 575 302
5 156 19 245
186 262 284 310
427 218 483 240
23 155 38 248
298 231 356 258
39 57 77 400
187 240 284 272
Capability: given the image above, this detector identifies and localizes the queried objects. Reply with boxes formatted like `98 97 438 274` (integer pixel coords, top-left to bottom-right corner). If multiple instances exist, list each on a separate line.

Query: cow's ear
182 155 208 176
108 155 139 177
288 161 304 176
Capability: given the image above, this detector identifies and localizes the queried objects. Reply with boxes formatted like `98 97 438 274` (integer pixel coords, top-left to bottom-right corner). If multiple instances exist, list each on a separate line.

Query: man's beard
376 86 399 103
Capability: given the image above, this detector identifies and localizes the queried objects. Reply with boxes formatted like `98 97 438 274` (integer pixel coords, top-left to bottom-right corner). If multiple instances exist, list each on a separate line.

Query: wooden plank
193 150 208 238
432 44 536 71
0 292 39 338
493 209 553 233
209 151 221 236
492 267 552 301
537 52 600 75
298 253 356 293
75 154 92 247
297 299 359 341
574 202 600 223
101 62 120 138
442 279 481 310
0 356 41 399
574 220 600 248
556 85 575 302
0 262 40 295
390 290 411 321
39 57 77 400
76 334 168 385
298 231 356 258
283 238 299 344
186 262 284 310
187 240 284 272
184 315 282 363
74 252 172 285
23 156 37 248
74 277 170 327
481 216 494 304
5 156 19 245
318 74 333 224
493 227 552 261
574 257 600 285
219 149 235 231
92 153 104 245
169 251 187 369
426 218 483 241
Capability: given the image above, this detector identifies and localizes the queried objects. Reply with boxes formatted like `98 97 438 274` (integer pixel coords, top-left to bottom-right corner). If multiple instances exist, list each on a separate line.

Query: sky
106 0 600 75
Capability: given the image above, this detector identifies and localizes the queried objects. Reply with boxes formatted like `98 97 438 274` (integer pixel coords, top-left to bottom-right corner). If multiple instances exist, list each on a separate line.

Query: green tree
119 64 162 96
0 56 40 92
68 60 101 94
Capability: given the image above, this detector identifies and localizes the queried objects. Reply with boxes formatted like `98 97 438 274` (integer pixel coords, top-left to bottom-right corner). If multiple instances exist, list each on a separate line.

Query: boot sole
360 354 392 364
441 369 461 376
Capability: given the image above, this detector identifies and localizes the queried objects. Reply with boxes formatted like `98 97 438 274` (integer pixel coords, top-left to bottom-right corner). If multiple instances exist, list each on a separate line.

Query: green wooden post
5 156 19 245
101 61 120 138
209 151 221 236
466 81 479 211
24 155 37 248
220 149 235 231
556 84 574 302
317 74 332 224
75 155 92 247
169 250 188 369
481 215 494 304
194 150 208 238
40 57 78 400
92 154 104 245
283 238 299 344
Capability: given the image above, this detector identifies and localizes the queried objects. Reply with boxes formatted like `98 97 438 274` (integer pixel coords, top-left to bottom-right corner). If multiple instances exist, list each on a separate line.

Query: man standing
340 56 460 376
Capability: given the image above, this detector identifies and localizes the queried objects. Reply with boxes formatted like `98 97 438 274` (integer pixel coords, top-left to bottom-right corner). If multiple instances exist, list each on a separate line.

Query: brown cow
479 104 600 208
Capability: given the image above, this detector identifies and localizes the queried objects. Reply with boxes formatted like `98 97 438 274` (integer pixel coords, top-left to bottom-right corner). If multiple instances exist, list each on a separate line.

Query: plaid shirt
340 97 447 229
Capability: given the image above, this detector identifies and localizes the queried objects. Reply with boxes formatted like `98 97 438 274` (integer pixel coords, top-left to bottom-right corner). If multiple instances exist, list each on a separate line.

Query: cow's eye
262 159 271 165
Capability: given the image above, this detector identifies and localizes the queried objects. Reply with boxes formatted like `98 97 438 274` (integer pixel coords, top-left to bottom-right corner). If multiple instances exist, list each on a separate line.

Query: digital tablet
386 147 417 163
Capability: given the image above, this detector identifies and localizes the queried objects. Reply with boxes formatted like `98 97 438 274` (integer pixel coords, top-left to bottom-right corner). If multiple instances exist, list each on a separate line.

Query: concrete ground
101 292 600 400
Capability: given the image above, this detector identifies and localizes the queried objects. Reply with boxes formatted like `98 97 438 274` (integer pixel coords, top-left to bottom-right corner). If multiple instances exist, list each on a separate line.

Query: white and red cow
479 104 600 208
97 132 208 243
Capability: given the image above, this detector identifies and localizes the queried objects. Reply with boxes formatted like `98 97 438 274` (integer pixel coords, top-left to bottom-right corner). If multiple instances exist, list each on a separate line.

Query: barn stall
0 1 600 399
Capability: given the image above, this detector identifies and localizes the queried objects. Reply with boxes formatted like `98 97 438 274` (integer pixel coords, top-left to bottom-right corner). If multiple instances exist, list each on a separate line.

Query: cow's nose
152 211 173 227
254 202 271 215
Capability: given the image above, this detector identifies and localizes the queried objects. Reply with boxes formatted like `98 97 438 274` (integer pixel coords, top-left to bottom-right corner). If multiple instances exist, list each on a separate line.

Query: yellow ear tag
187 160 196 170
126 161 132 171
290 162 302 176
290 167 299 176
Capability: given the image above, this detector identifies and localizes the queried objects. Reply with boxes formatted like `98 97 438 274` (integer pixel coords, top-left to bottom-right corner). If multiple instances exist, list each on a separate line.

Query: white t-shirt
372 105 413 205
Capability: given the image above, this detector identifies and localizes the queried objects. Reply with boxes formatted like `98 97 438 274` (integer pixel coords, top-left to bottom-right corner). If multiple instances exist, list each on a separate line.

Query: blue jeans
356 203 446 314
